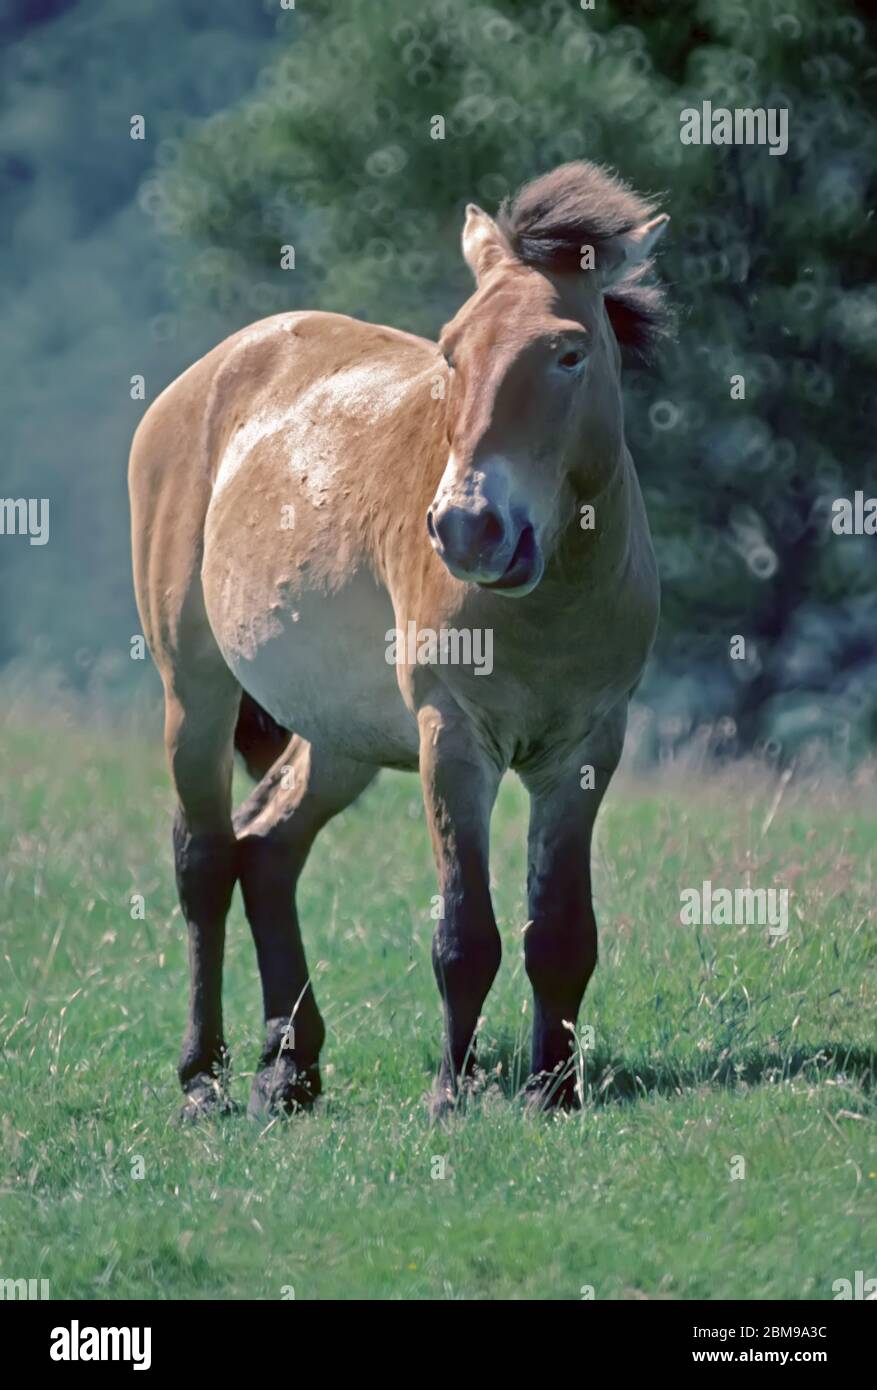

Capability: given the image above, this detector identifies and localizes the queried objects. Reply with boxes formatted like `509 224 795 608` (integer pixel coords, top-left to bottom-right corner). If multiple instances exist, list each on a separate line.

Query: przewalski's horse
129 161 668 1120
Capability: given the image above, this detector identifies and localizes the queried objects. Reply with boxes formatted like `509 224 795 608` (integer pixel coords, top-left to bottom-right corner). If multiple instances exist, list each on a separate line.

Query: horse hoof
247 1058 321 1120
428 1082 457 1123
177 1073 238 1124
524 1068 578 1113
427 1068 481 1122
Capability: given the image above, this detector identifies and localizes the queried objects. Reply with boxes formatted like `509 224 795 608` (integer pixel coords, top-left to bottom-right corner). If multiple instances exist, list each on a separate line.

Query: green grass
1 710 875 1300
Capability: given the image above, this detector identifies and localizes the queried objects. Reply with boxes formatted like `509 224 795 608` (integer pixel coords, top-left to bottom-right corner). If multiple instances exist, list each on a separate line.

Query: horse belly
205 564 419 769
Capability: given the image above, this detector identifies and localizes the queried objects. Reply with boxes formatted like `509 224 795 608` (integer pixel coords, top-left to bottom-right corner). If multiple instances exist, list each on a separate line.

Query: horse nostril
430 504 509 574
479 511 504 552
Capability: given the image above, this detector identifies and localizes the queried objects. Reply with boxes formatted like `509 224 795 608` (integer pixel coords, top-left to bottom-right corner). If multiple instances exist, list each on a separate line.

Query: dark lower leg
432 875 501 1096
173 815 238 1091
521 726 623 1107
234 746 376 1115
419 703 501 1110
524 810 600 1106
525 900 597 1085
238 834 325 1070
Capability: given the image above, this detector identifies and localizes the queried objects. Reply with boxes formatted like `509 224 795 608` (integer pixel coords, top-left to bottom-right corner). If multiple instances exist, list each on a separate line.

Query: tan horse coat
129 161 667 1117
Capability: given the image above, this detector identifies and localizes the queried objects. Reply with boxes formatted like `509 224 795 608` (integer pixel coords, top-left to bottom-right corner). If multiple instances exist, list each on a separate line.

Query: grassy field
1 707 875 1300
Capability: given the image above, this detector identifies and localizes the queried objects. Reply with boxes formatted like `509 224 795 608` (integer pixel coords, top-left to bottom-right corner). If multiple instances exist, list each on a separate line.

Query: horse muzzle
426 502 544 596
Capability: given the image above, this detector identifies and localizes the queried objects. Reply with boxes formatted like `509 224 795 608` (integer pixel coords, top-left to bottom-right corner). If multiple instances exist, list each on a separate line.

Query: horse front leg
417 700 502 1117
521 705 626 1108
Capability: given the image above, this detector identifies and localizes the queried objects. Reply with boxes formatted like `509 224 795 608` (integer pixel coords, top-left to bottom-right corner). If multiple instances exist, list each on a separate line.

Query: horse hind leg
163 661 242 1121
130 382 245 1120
233 733 377 1118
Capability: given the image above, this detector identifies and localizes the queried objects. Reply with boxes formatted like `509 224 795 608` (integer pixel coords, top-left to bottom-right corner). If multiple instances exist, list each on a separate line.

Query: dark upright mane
497 161 671 362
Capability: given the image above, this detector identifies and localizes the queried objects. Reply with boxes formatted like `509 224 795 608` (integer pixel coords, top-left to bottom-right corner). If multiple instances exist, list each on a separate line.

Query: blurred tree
0 0 276 690
149 1 877 755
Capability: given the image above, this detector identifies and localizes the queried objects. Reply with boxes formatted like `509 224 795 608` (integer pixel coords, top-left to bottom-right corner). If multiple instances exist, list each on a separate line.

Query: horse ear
461 203 511 282
600 213 669 289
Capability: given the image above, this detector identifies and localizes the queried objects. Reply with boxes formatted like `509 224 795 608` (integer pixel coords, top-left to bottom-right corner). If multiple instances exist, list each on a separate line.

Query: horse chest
429 607 644 766
497 594 650 705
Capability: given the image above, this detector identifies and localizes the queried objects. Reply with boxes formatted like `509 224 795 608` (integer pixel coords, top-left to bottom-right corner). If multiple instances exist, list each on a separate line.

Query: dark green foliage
2 0 874 756
150 0 877 757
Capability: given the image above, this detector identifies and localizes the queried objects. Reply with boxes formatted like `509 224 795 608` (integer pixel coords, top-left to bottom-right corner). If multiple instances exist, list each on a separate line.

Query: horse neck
548 429 639 594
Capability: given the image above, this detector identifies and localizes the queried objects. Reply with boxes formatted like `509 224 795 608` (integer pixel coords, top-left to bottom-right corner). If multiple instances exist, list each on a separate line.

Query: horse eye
558 349 585 371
